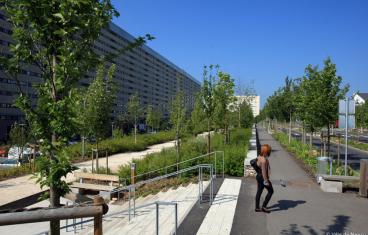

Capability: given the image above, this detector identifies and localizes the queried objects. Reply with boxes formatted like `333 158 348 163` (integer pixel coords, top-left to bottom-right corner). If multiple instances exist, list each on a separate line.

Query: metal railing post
128 187 131 221
65 202 69 232
210 165 213 205
214 152 217 177
156 203 159 235
133 186 136 217
222 151 225 178
198 167 201 204
73 202 76 233
174 203 178 235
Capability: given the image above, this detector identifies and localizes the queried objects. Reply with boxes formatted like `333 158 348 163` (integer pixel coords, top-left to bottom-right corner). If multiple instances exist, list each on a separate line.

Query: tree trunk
288 113 292 143
207 119 211 153
49 53 60 235
134 123 137 144
176 132 179 172
49 186 60 235
309 131 313 156
238 108 241 128
327 125 331 157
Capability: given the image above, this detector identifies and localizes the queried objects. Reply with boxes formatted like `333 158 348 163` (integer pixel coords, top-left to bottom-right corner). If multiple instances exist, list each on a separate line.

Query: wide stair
70 181 209 235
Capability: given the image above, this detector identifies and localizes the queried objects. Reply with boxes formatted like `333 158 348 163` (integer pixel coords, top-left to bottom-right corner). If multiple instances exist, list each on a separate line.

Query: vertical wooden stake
359 160 367 198
93 196 104 235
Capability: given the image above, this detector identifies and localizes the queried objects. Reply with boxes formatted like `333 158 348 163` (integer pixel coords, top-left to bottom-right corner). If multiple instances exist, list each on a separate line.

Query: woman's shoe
255 208 262 212
261 207 271 213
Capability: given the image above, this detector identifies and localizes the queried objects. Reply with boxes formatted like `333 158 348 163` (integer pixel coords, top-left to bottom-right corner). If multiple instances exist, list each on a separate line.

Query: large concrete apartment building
0 11 200 141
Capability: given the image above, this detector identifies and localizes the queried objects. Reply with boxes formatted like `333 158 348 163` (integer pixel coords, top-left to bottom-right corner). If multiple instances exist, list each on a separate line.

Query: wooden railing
0 196 107 235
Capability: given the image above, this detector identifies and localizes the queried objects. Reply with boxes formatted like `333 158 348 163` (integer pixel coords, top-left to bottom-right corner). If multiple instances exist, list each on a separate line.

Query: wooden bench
71 172 120 193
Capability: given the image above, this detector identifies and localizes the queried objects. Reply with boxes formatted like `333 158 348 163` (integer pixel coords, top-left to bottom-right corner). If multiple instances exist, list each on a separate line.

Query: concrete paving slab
196 178 241 235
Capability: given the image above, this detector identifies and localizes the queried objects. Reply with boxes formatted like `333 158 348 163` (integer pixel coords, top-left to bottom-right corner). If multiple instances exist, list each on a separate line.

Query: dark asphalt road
281 128 368 171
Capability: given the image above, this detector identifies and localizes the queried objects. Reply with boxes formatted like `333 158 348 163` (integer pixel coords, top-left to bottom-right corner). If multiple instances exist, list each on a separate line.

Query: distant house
353 92 368 105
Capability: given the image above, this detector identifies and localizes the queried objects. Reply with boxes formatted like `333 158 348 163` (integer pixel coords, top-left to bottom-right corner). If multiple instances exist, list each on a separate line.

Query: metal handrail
120 150 224 185
113 163 213 193
37 201 178 235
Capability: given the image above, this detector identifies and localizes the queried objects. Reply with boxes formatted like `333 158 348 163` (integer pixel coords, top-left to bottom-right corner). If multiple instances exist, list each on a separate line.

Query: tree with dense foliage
0 1 151 233
127 92 142 144
190 94 206 135
356 102 368 132
261 58 348 156
81 64 116 146
146 105 162 132
235 80 256 128
200 65 218 153
214 72 235 143
170 91 186 169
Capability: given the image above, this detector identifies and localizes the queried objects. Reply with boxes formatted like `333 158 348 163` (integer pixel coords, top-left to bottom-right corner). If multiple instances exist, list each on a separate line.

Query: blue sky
112 0 368 107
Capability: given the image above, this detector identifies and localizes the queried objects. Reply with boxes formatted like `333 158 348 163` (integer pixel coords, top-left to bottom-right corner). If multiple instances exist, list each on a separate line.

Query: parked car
0 145 9 158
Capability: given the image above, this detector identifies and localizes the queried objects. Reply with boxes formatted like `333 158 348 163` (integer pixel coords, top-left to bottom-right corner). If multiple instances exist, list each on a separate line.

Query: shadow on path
280 215 351 235
268 200 306 212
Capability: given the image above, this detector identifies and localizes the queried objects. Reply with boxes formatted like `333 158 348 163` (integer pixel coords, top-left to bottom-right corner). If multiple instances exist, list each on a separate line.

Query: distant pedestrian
255 144 273 213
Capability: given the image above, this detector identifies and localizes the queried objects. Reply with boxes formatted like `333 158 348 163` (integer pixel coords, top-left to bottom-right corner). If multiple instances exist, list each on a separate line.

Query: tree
127 92 142 144
0 1 151 233
200 65 218 153
9 122 29 159
190 94 206 135
170 91 186 170
82 64 117 147
301 58 348 156
214 71 235 143
146 105 162 132
235 79 256 128
237 101 254 128
356 102 368 132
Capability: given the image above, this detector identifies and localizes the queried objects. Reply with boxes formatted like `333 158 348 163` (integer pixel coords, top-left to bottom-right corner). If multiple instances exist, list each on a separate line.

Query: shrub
273 132 317 173
118 128 251 181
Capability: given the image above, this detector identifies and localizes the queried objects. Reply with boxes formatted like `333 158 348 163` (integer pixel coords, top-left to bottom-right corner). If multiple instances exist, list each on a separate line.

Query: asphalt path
281 128 368 171
231 128 368 235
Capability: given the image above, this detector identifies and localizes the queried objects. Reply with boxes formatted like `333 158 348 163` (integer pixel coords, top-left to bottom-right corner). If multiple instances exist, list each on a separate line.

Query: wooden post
359 160 368 198
337 134 341 166
131 163 136 185
93 197 104 235
106 150 108 174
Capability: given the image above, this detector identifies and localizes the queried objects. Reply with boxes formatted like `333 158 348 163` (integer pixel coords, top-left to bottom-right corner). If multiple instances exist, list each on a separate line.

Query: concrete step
196 178 241 235
108 185 191 235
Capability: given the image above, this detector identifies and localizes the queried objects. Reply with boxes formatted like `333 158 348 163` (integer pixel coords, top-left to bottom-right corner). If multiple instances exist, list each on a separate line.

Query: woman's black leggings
255 174 274 209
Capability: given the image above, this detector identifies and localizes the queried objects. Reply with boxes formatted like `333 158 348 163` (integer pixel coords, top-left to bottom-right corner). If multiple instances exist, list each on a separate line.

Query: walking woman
255 144 274 213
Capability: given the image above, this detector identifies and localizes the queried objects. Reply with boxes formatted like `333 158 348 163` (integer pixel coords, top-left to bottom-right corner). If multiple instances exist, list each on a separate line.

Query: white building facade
234 96 260 117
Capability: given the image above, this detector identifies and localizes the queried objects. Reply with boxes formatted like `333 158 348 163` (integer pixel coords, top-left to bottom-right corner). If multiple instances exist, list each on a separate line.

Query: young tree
82 64 117 147
200 65 218 153
214 71 235 143
0 2 151 233
235 79 256 128
356 102 368 132
170 91 186 170
127 92 142 143
190 94 206 135
146 105 162 132
9 122 29 159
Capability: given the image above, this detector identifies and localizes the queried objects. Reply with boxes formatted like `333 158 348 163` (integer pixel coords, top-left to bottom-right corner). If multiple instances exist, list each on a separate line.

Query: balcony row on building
0 11 200 141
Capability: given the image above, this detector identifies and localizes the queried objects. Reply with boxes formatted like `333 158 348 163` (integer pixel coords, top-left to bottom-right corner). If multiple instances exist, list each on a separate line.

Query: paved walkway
230 128 368 235
0 140 175 207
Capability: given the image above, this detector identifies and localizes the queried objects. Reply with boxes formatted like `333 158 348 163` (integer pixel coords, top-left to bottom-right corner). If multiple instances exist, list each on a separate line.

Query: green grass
0 164 35 181
0 131 176 182
118 128 251 183
64 130 176 163
273 132 318 173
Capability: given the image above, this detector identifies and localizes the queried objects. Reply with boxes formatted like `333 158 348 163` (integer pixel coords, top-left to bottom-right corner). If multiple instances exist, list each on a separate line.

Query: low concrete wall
320 179 343 193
